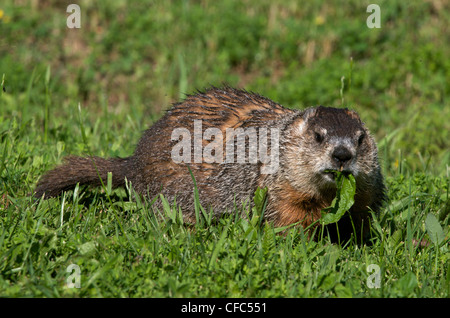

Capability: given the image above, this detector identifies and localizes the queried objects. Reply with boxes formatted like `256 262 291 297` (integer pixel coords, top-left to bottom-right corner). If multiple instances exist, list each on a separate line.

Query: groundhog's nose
332 146 353 167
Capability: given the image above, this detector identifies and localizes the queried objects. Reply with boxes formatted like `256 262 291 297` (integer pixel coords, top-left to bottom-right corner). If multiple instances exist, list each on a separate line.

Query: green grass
0 0 449 297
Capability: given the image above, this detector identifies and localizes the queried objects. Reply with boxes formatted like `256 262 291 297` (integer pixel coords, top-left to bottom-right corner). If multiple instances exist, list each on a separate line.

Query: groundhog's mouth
322 169 352 181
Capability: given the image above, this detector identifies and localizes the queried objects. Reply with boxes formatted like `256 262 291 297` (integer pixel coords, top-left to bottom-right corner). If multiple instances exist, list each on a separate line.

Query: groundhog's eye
314 132 324 143
357 133 365 146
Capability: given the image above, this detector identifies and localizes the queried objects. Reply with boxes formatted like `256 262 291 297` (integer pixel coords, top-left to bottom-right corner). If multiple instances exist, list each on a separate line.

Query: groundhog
35 86 386 241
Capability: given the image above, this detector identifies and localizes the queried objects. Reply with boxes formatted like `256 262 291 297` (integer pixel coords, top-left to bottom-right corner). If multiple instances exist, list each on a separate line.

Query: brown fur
35 86 386 241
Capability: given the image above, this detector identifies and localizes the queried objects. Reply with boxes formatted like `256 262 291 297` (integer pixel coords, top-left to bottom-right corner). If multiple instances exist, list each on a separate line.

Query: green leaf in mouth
320 171 356 225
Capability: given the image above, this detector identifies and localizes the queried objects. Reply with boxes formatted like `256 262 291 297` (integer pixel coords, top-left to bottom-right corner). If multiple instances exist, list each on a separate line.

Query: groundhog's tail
34 156 131 199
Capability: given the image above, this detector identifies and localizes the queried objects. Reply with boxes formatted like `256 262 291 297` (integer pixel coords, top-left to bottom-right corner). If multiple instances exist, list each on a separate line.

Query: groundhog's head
283 106 381 196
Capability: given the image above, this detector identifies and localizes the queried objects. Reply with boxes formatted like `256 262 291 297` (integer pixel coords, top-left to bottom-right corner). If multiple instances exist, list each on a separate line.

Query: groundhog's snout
332 145 353 169
319 144 357 182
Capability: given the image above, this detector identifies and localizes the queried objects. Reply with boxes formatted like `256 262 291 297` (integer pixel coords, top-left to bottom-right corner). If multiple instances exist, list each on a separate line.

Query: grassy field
0 0 448 298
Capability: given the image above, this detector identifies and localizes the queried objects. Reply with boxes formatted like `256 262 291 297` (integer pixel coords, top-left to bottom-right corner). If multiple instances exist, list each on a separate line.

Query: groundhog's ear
294 107 317 134
302 107 318 121
345 109 362 122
